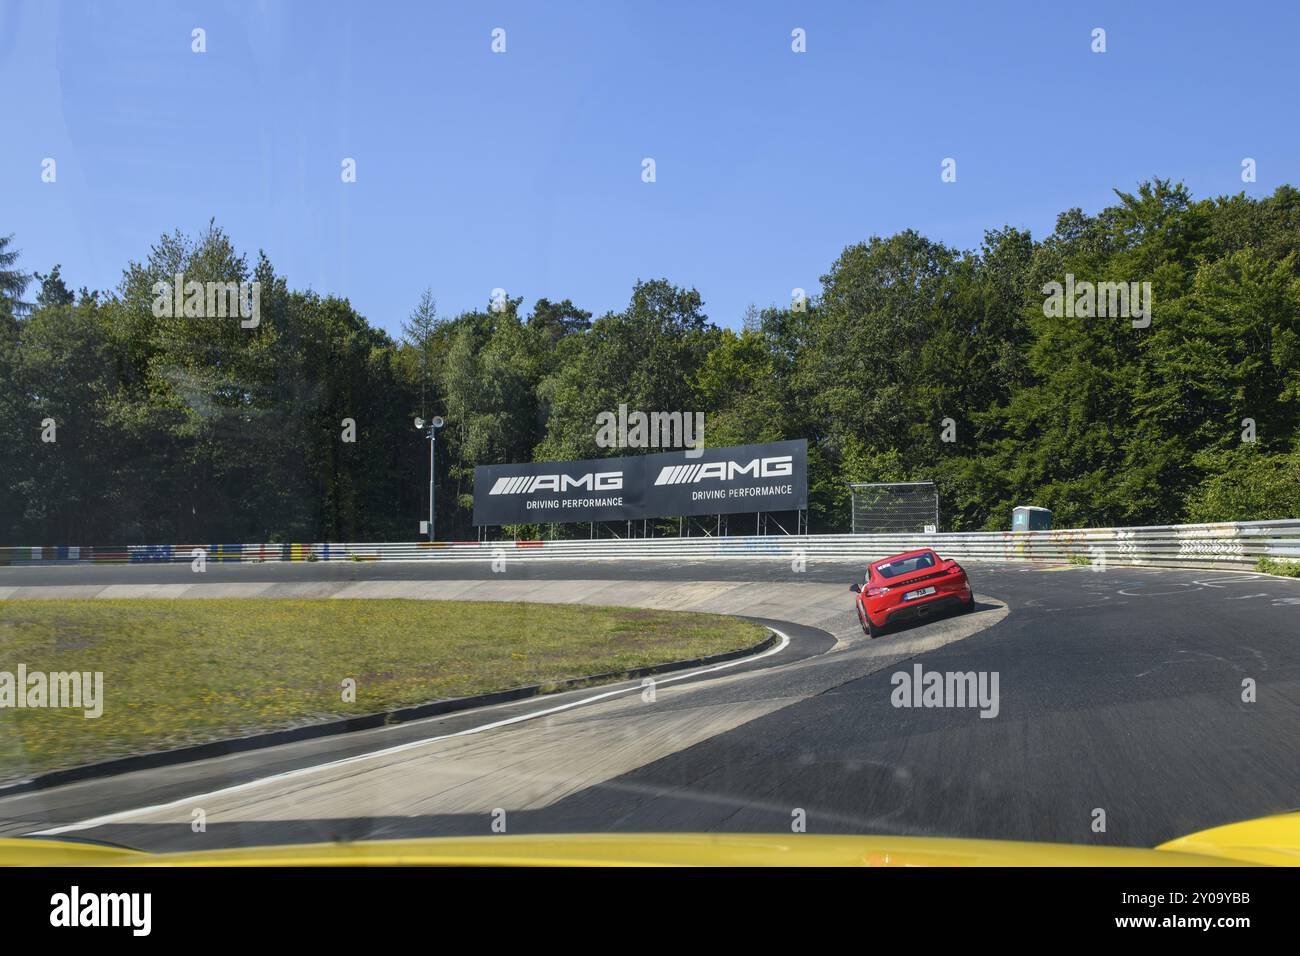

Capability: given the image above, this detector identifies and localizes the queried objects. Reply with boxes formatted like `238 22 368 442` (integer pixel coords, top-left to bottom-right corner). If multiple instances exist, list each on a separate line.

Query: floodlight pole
428 426 435 542
422 417 444 542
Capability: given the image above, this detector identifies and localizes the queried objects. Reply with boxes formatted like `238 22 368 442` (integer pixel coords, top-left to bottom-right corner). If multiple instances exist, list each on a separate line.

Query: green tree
0 234 30 315
537 279 718 461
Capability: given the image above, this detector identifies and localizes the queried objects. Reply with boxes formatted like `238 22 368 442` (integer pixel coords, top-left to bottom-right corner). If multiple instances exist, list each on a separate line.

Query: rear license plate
904 586 936 600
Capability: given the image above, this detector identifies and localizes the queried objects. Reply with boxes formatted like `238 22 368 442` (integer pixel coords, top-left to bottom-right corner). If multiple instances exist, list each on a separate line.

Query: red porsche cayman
850 548 974 638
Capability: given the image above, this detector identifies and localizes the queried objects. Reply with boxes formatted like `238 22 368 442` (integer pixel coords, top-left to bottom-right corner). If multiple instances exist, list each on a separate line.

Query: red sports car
850 548 974 638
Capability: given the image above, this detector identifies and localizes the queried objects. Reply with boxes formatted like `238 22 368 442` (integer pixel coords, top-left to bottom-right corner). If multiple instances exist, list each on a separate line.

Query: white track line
33 627 792 836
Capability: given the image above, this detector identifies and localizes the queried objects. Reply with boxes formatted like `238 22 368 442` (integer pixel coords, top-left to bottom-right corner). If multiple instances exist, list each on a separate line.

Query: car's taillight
948 562 964 574
866 587 889 597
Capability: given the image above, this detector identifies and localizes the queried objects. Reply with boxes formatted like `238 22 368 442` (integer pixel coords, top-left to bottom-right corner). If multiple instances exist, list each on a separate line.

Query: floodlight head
414 417 425 430
431 416 445 429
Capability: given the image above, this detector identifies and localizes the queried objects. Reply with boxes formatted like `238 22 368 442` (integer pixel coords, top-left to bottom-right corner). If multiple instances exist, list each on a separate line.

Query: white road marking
1117 584 1200 597
32 628 793 836
1195 570 1300 587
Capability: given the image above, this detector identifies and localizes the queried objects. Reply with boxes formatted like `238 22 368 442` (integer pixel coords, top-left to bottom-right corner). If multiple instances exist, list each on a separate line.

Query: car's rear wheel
866 615 884 639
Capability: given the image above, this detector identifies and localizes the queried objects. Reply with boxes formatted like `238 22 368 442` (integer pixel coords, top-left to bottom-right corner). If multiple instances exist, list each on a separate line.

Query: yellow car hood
3 811 1298 866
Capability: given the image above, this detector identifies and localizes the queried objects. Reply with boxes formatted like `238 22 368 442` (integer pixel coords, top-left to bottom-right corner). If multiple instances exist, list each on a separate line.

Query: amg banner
642 439 807 518
472 454 643 526
472 439 807 526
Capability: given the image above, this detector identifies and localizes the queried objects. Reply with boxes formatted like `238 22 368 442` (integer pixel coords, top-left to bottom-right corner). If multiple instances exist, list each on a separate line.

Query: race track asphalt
1 557 1297 853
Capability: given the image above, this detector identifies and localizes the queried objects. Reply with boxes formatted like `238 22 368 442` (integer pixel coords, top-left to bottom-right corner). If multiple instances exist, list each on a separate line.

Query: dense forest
2 179 1298 545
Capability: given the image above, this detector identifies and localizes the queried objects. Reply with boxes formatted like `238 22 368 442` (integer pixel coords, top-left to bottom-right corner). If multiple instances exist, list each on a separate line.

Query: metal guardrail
2 519 1299 572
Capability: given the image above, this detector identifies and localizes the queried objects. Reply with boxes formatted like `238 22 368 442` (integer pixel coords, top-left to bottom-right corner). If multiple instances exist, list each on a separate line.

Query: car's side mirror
849 583 860 593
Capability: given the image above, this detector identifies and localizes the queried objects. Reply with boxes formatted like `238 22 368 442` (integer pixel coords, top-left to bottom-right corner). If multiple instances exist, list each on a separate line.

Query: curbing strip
0 631 777 796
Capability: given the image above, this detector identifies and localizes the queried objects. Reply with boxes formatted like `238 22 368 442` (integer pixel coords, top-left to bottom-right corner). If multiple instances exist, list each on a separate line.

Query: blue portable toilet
1012 506 1052 531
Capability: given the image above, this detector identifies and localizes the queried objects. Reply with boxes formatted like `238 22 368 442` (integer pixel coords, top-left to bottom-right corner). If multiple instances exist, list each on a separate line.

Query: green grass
1256 556 1300 578
0 599 765 781
1066 554 1091 566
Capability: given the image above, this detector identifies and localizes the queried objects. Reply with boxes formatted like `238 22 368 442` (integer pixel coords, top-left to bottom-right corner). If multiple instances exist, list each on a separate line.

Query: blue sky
2 0 1297 336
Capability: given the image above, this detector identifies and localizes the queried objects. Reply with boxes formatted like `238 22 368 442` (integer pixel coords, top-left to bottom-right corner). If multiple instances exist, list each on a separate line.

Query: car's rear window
874 553 936 579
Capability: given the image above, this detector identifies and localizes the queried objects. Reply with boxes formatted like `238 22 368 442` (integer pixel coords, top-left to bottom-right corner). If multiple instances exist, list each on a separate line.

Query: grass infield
0 599 766 781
